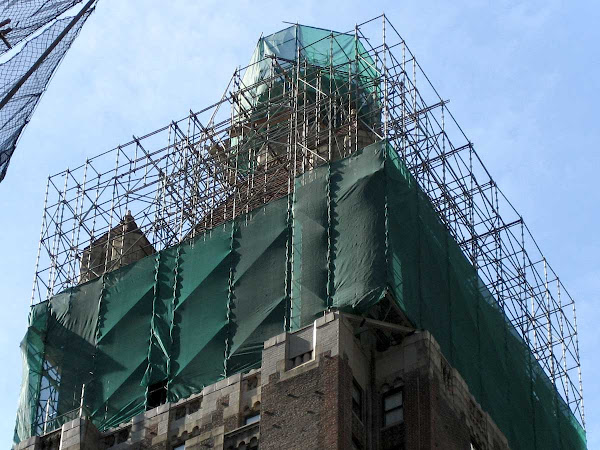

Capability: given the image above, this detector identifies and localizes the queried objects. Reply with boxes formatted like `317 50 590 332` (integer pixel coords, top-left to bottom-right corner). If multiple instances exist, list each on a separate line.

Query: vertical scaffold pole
72 159 89 285
87 171 101 282
354 24 359 155
49 169 69 297
573 300 585 426
544 257 555 385
43 397 50 434
104 147 120 274
401 39 406 159
79 383 86 418
31 176 50 305
294 28 300 181
232 68 240 220
557 279 568 405
328 32 333 162
382 14 388 140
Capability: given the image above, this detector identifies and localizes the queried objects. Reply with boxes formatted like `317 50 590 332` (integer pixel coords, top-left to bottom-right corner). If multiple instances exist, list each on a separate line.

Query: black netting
0 0 84 54
0 7 93 183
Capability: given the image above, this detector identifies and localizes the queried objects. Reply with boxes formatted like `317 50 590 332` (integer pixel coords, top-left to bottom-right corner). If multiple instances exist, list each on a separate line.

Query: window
244 413 260 425
352 378 363 421
173 444 185 450
246 375 258 390
288 350 313 369
382 388 403 426
36 359 61 435
146 379 167 410
174 405 186 420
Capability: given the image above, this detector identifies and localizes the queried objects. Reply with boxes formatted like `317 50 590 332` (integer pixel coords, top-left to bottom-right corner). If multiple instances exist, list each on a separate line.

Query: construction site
14 15 586 450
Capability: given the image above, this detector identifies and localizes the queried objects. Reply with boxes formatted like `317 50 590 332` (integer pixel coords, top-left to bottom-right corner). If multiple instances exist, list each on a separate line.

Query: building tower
15 17 586 450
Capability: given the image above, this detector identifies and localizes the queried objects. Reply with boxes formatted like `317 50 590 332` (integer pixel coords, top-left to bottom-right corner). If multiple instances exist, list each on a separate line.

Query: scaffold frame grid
30 15 584 427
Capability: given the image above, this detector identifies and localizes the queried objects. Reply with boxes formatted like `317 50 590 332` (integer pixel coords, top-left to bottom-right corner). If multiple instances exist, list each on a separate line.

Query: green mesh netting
239 24 380 122
14 302 48 442
15 142 586 449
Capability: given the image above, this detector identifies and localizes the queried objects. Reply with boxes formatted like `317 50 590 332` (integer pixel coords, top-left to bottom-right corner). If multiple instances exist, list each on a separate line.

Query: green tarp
15 142 586 449
239 24 380 126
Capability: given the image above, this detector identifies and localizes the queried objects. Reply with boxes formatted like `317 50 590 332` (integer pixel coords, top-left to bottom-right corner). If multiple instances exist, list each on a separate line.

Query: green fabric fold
15 141 586 450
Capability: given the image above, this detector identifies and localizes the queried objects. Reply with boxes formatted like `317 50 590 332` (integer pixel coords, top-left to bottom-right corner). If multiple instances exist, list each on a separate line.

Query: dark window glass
147 379 168 410
352 378 363 420
245 413 260 425
383 388 403 426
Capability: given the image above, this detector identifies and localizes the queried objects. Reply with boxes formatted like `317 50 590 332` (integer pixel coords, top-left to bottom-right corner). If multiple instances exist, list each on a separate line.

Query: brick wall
17 313 510 450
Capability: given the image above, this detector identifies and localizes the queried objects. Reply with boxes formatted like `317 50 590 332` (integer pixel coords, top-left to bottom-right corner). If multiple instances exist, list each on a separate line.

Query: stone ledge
15 436 40 450
278 358 319 382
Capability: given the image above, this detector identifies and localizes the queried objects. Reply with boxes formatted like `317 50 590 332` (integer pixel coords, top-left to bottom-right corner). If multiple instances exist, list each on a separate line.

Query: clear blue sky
1 0 598 446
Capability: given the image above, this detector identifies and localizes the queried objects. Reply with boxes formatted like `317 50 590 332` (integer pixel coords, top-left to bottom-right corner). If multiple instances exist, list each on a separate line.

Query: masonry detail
15 313 510 450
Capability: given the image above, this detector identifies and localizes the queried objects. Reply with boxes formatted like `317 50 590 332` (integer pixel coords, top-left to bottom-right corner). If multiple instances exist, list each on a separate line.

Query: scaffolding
29 15 584 430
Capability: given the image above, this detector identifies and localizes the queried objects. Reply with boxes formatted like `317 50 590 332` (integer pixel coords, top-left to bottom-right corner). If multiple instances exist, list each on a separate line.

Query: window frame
382 387 403 427
146 379 168 410
244 413 261 426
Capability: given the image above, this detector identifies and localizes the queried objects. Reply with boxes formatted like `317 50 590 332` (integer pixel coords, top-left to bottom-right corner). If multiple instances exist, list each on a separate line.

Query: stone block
59 436 76 449
61 418 81 433
186 436 200 446
220 384 236 397
60 421 74 433
215 378 228 391
275 332 287 344
144 408 158 420
156 402 171 415
200 414 213 427
63 428 79 440
130 421 145 433
264 336 277 349
131 413 145 425
157 420 169 436
151 433 168 446
16 436 40 450
129 431 143 441
202 398 217 414
228 391 240 404
202 383 215 396
227 373 242 386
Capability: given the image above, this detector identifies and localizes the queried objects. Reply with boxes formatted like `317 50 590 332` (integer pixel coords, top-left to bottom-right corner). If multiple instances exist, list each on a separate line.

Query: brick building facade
16 312 509 450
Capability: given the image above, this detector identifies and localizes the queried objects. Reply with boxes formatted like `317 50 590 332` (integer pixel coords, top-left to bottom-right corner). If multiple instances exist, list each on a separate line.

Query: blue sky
1 0 598 446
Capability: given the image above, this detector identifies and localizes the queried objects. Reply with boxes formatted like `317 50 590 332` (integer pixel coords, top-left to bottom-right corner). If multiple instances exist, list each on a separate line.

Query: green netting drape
239 24 380 123
242 24 378 94
15 142 586 449
291 167 329 329
47 279 102 420
14 199 292 442
94 256 156 428
227 199 289 375
14 302 48 443
168 223 231 400
382 144 586 450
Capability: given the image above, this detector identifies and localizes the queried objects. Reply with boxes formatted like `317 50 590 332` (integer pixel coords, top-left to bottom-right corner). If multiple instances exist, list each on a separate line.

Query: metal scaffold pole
28 16 584 432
